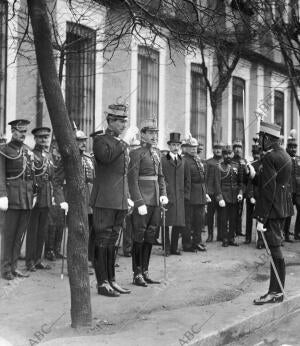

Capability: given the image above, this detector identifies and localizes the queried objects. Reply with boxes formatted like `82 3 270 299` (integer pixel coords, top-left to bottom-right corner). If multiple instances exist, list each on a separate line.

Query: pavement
1 234 300 346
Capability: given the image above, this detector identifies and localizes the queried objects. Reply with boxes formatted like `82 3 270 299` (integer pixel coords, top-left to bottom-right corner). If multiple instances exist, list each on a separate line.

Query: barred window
137 46 159 128
274 90 284 135
65 22 96 148
232 77 245 153
0 1 7 135
190 63 207 153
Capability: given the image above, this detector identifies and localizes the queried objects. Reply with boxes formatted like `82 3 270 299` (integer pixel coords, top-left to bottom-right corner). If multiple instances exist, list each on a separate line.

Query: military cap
75 130 88 140
213 141 224 149
287 129 297 146
106 103 128 119
184 134 198 147
167 132 181 144
232 139 243 148
140 117 158 132
90 130 104 138
259 121 281 138
8 119 30 131
32 127 51 136
222 145 232 154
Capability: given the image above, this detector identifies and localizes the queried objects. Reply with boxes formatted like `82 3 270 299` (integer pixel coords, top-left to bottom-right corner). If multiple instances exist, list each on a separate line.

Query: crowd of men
0 102 299 305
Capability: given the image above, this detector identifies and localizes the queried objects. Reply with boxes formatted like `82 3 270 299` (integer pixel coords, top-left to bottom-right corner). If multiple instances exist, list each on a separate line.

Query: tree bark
27 0 92 327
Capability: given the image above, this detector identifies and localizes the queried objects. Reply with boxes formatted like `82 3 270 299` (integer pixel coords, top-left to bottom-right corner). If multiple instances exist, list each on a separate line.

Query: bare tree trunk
27 0 92 327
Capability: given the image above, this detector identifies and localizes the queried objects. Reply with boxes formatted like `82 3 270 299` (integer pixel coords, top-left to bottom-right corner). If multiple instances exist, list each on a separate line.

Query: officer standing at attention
128 117 168 287
0 119 34 280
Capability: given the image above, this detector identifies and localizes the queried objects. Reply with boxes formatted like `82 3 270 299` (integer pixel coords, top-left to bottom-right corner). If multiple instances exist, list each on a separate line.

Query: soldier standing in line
128 117 168 287
231 139 247 237
283 130 300 242
161 133 191 256
249 121 292 305
205 142 223 242
26 127 55 271
182 135 210 252
215 145 243 247
90 103 136 297
0 119 34 280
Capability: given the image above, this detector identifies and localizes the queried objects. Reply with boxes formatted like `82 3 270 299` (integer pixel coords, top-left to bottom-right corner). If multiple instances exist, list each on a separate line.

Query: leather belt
138 176 158 181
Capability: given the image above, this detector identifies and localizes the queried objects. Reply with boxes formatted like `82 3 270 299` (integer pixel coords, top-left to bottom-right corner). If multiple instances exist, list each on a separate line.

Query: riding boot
142 242 160 284
132 242 147 286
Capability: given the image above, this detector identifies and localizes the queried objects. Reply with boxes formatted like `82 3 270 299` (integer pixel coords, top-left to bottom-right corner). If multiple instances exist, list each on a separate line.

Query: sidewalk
1 239 300 346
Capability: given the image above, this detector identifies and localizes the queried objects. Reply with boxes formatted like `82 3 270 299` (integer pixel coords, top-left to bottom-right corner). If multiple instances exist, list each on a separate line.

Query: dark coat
184 154 207 205
0 140 35 210
161 153 190 226
290 155 300 205
90 129 129 210
232 155 247 194
128 143 166 207
253 144 293 223
244 159 260 199
205 156 223 196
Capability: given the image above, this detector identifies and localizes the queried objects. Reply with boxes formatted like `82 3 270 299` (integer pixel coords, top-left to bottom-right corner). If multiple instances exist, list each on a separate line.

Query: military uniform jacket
0 140 35 209
90 129 129 210
184 154 207 205
33 145 55 208
205 156 223 195
215 161 243 204
290 155 300 204
128 143 167 207
244 159 260 199
253 144 293 223
161 153 191 226
232 155 247 193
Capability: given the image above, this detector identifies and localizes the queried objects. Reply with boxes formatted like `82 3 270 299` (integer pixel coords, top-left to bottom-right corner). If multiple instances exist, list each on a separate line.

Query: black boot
270 258 285 294
94 246 119 297
107 246 131 294
142 243 160 284
132 242 147 287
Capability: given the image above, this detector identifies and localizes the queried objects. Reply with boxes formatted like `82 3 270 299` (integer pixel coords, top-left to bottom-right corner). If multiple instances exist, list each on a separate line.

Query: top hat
140 116 158 132
167 132 182 144
232 139 243 148
8 119 30 131
259 121 281 138
32 127 51 137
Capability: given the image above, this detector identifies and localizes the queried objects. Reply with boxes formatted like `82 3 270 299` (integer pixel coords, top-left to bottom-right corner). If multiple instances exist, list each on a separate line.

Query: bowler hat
167 132 181 144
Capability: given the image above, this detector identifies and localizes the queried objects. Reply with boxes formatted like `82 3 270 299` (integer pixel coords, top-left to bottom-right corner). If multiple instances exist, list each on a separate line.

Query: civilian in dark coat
161 133 191 255
251 121 292 305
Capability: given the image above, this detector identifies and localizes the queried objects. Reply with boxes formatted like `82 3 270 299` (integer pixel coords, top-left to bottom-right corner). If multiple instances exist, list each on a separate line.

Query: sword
61 209 68 280
161 204 167 281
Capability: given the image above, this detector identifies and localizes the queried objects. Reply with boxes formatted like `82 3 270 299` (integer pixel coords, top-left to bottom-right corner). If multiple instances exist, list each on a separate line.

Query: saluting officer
249 121 292 305
0 119 35 280
128 117 168 287
90 103 136 297
26 127 55 271
215 145 243 247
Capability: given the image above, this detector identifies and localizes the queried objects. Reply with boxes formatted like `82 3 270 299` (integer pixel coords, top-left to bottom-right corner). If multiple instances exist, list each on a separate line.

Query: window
232 77 245 152
274 90 284 135
137 46 159 128
65 22 96 147
190 63 207 152
0 1 7 135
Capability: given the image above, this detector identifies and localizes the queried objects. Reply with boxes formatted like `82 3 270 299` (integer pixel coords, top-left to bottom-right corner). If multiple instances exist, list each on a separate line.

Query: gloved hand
160 196 168 205
60 202 69 215
32 196 37 208
257 221 266 232
250 197 256 204
122 126 139 145
237 194 243 202
138 205 147 215
127 198 134 208
0 196 8 211
219 199 226 208
247 163 256 179
206 194 211 203
52 197 56 206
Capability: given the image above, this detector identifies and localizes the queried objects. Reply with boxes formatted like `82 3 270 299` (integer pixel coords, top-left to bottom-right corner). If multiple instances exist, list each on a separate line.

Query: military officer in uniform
283 130 300 241
0 119 35 280
215 145 243 247
249 121 292 304
205 141 223 242
90 103 136 296
128 117 168 287
182 135 210 252
26 127 55 271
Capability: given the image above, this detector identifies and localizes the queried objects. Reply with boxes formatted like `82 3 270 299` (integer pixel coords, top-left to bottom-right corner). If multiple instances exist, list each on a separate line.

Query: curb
191 293 300 346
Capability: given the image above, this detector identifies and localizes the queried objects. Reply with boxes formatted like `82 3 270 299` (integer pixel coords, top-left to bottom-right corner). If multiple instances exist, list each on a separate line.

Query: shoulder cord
6 156 27 180
219 163 231 180
0 148 23 160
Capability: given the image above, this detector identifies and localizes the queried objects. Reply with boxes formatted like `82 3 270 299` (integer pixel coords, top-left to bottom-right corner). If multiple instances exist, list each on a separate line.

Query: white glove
32 196 37 208
247 163 256 179
0 196 8 211
60 202 69 215
127 198 134 208
237 194 243 202
138 205 147 215
122 126 139 145
250 197 256 204
160 196 168 205
257 221 266 232
219 199 226 208
52 197 56 206
206 194 211 203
